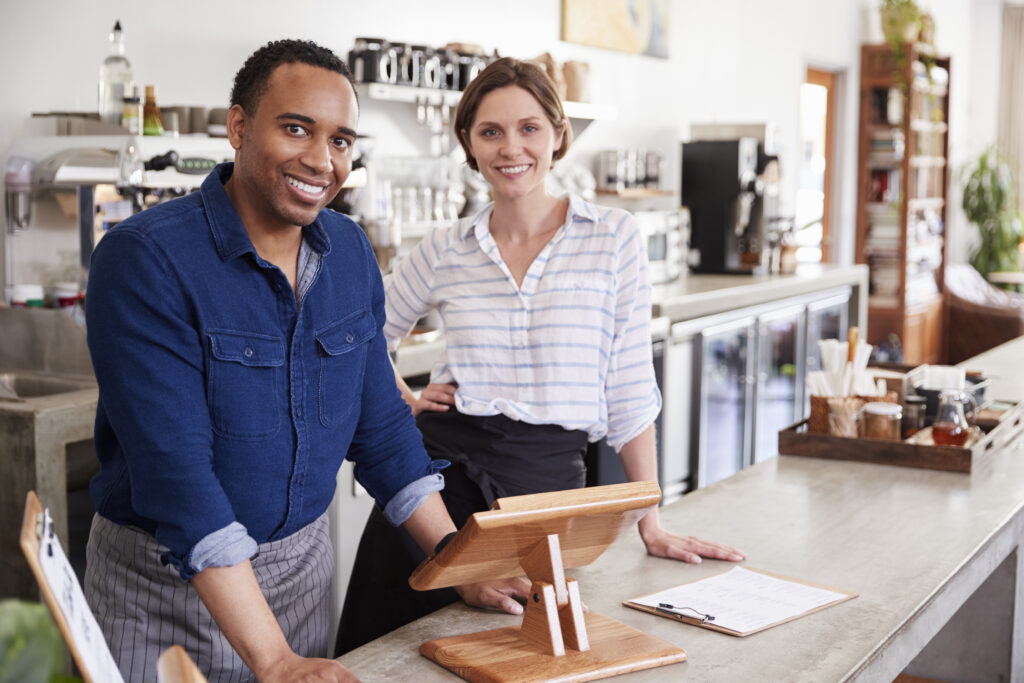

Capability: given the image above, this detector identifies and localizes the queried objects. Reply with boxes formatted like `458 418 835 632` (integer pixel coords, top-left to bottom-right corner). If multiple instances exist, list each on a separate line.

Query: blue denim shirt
86 163 443 580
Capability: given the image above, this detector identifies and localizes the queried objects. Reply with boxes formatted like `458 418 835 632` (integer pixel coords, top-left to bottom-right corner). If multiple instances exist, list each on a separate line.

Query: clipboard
19 490 208 683
624 566 857 637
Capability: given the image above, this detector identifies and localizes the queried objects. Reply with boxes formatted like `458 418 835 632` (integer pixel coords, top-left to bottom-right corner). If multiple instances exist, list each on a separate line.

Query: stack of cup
10 284 44 307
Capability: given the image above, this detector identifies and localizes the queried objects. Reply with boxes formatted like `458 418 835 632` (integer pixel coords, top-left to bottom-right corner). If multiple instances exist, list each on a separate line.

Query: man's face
227 62 358 231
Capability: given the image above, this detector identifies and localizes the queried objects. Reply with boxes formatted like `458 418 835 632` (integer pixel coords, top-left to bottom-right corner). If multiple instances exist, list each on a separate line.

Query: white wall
0 0 1007 277
0 0 1009 632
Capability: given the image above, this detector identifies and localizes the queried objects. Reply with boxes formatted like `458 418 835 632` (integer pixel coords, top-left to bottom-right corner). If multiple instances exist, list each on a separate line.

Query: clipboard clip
37 508 55 557
657 602 715 624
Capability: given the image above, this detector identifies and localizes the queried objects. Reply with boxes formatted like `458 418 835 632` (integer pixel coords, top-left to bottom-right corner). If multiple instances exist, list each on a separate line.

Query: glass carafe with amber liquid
932 389 970 446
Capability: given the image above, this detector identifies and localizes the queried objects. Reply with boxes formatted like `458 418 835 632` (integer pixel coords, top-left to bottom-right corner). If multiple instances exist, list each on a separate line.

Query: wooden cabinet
855 43 950 364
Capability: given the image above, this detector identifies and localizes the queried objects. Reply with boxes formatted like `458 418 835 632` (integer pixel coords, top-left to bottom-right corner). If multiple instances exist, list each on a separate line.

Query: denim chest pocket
316 308 376 428
207 330 285 440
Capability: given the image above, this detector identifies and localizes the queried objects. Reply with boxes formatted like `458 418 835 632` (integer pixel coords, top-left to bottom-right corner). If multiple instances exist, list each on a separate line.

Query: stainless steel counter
337 335 1024 681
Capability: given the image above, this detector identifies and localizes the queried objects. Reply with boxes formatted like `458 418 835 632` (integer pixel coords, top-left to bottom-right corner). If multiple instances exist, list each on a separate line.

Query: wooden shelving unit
855 43 951 364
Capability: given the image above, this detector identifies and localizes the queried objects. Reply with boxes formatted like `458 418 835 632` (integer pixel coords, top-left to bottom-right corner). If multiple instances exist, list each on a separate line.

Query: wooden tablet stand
410 481 688 682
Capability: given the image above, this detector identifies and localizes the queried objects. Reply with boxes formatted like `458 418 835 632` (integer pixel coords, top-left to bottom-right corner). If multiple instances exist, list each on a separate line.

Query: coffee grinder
681 137 777 274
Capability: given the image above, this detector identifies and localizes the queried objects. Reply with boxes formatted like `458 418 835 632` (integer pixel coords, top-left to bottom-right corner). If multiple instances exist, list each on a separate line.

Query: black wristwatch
433 531 458 555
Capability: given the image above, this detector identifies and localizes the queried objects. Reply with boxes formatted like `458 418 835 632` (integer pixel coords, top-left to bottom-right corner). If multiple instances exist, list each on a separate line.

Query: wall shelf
595 188 673 199
354 82 617 135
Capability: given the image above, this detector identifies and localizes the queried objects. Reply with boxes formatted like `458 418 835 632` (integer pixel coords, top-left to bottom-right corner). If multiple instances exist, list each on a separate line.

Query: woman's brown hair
454 57 573 171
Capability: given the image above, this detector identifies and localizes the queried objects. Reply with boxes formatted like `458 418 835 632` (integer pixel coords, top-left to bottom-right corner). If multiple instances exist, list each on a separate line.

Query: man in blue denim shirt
84 40 526 683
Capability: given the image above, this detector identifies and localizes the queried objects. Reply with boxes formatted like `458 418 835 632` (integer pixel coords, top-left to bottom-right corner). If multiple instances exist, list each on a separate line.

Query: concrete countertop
338 336 1024 681
651 263 868 322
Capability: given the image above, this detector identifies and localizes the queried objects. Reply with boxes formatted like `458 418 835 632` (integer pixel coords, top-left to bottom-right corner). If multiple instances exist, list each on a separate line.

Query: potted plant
0 599 81 682
880 0 922 46
961 147 1024 279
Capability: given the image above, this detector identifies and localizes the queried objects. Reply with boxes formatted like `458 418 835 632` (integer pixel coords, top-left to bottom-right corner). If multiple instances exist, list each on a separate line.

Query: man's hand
259 652 359 682
192 562 361 682
409 382 457 415
455 576 531 615
640 524 745 564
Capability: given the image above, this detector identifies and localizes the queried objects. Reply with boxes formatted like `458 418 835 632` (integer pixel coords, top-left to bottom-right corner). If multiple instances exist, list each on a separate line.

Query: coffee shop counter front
339 335 1024 681
393 263 869 379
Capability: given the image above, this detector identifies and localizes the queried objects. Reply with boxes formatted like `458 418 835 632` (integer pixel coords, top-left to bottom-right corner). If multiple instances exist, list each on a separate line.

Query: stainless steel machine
3 135 237 299
3 134 368 302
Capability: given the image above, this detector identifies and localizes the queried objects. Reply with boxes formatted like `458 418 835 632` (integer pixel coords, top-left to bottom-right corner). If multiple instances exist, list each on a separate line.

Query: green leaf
962 147 1023 278
0 600 80 683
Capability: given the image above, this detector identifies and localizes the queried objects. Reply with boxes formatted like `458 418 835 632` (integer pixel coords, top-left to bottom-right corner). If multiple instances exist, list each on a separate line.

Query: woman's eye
524 125 538 133
480 129 498 138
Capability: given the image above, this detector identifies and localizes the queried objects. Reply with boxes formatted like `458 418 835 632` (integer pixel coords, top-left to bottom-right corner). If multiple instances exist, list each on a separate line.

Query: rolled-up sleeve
87 229 249 580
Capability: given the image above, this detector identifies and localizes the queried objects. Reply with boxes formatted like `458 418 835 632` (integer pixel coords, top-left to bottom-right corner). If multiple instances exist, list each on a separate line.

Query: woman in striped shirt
336 57 744 655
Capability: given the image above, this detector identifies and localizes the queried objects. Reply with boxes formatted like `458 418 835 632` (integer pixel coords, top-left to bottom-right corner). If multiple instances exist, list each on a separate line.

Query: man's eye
286 124 307 135
333 137 351 149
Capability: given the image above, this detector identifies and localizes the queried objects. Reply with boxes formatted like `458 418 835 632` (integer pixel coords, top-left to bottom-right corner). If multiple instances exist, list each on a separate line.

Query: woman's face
464 85 565 203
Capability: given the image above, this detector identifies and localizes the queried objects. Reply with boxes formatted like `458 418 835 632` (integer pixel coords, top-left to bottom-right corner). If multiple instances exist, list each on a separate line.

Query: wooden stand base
420 612 687 683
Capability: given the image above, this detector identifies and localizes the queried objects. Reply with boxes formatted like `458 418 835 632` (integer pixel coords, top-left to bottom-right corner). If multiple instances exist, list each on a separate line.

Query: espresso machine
3 134 236 299
681 137 779 274
4 133 370 300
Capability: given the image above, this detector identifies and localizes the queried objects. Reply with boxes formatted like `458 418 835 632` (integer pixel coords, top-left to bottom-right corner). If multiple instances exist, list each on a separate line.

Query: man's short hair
230 39 357 115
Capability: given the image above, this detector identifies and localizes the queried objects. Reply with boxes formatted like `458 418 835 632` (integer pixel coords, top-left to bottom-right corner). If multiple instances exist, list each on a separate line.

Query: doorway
795 67 838 263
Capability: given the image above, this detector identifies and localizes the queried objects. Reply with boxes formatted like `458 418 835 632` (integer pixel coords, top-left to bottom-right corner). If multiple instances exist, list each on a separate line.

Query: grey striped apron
84 512 333 683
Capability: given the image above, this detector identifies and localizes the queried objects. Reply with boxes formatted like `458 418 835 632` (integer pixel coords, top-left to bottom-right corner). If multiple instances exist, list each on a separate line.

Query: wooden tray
778 401 1024 473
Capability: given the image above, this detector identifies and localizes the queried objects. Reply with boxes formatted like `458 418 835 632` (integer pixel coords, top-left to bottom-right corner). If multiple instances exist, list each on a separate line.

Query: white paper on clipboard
37 508 125 683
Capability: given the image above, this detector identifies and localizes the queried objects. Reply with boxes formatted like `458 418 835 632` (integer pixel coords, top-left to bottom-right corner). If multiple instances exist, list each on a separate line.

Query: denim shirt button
345 333 354 344
243 346 254 359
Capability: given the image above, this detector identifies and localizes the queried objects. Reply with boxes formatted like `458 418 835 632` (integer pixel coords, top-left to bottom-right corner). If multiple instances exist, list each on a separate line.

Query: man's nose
301 141 334 173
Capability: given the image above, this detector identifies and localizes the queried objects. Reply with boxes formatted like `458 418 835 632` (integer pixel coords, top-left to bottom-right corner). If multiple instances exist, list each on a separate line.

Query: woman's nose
500 133 523 156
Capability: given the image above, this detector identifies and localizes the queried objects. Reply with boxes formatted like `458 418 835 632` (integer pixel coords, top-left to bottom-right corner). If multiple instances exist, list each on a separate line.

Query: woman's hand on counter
408 382 457 416
638 508 746 564
455 576 531 615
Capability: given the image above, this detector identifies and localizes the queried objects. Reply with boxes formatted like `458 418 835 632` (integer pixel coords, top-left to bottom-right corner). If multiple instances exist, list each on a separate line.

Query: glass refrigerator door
662 319 702 503
697 316 755 487
753 305 807 464
804 290 850 415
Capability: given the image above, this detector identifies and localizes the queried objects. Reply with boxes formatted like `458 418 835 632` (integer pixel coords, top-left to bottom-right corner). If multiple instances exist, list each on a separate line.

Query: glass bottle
143 85 165 136
98 21 133 125
121 84 142 135
933 389 970 446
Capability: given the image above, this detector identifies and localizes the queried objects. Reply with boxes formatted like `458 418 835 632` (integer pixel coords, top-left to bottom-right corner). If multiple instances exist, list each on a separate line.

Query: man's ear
226 104 247 151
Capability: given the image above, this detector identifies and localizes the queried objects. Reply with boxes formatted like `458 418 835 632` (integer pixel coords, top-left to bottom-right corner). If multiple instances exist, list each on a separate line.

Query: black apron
335 410 588 656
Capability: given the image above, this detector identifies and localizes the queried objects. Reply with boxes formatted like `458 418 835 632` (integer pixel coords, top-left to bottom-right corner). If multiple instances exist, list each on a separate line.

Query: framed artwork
561 0 670 58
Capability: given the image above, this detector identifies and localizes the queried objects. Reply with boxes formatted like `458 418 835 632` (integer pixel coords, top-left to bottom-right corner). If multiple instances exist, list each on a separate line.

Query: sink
0 309 99 599
0 370 96 400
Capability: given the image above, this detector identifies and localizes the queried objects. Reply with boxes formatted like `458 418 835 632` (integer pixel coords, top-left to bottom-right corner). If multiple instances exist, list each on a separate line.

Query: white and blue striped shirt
384 194 661 451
